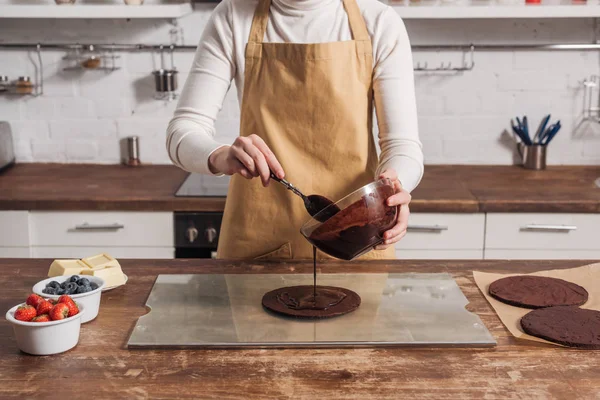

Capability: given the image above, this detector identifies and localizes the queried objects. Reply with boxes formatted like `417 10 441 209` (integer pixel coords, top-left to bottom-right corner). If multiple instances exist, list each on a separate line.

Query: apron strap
248 0 271 44
246 0 371 57
343 0 372 55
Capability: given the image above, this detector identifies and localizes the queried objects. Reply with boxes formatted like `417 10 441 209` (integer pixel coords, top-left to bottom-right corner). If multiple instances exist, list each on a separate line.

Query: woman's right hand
208 134 285 187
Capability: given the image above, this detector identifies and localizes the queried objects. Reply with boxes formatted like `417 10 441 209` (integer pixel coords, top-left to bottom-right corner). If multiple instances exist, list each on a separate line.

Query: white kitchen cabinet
396 249 483 260
0 247 31 258
395 213 485 259
485 250 600 260
0 211 30 247
0 211 30 258
31 246 173 259
484 213 600 259
30 212 173 247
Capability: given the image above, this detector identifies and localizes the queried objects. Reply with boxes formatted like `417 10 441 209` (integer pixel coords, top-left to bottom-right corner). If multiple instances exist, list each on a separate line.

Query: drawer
32 246 174 259
30 212 173 247
396 249 483 260
396 213 485 250
0 247 31 258
0 211 30 247
485 213 600 250
485 249 600 260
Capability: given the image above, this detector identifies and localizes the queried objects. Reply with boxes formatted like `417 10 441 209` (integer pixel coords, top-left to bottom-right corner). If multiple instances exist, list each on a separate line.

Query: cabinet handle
520 224 577 232
74 223 124 231
407 224 449 232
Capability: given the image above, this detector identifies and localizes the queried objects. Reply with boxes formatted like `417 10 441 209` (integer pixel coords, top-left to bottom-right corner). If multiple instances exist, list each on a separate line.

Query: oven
174 212 223 259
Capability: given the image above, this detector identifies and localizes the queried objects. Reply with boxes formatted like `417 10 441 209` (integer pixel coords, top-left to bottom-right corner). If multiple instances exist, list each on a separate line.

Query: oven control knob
186 226 199 243
205 227 218 244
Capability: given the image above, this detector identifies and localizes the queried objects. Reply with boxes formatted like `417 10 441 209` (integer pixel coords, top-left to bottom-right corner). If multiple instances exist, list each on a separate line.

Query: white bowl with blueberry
32 275 105 324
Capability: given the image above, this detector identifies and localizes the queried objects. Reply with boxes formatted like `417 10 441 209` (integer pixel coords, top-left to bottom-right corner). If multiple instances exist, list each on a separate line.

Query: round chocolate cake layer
489 275 588 309
520 306 600 349
262 285 361 319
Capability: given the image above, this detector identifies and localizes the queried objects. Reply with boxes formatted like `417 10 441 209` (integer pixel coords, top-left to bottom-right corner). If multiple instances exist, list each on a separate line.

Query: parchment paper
473 263 600 346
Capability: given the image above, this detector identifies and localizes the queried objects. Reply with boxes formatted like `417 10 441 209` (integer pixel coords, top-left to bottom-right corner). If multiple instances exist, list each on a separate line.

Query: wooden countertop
1 259 599 399
0 163 598 212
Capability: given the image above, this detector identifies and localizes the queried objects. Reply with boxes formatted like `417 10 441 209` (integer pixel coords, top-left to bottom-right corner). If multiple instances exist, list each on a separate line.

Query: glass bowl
300 178 398 260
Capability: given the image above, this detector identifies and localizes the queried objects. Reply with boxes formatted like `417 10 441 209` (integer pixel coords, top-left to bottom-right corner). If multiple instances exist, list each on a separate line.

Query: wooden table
1 164 599 212
1 259 599 399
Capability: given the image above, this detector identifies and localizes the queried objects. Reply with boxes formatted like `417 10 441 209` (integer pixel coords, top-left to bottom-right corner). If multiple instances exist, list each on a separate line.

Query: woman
167 0 423 260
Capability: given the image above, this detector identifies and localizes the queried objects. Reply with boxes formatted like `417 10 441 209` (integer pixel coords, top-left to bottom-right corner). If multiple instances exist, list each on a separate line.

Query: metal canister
126 136 141 166
153 69 178 93
519 144 547 170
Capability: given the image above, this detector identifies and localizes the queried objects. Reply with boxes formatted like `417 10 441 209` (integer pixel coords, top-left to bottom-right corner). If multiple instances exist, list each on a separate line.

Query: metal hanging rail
1 42 600 51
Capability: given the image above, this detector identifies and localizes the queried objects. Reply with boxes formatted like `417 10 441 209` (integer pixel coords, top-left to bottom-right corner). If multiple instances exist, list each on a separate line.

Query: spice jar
81 56 101 69
15 76 34 95
0 76 8 93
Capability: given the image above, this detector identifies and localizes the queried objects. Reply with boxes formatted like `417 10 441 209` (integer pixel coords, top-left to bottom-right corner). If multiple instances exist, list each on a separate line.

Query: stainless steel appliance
174 173 229 258
0 122 15 172
128 273 496 348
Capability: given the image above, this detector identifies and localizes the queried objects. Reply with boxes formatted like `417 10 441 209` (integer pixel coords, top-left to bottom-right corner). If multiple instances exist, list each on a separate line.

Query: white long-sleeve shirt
167 0 424 192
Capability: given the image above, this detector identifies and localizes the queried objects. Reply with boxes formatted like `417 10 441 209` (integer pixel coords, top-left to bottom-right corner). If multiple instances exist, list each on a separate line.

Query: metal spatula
270 172 340 223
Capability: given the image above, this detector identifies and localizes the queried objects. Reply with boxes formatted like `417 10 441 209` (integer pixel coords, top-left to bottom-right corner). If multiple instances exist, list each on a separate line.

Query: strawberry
49 303 69 321
32 314 50 323
26 294 44 309
36 300 53 316
14 305 37 322
58 295 75 306
58 295 78 317
48 299 57 306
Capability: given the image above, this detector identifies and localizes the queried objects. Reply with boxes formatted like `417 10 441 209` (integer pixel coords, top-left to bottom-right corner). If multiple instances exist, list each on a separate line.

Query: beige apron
217 0 396 261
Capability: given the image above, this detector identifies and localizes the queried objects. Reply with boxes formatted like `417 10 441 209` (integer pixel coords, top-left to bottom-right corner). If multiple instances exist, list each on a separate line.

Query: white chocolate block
48 259 91 278
81 253 121 270
81 265 126 287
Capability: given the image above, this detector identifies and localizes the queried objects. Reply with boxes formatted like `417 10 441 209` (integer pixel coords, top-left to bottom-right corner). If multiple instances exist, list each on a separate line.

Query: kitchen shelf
0 3 193 19
393 4 600 19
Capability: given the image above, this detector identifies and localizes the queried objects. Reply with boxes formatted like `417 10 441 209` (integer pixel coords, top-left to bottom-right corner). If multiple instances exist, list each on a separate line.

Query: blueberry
60 281 69 289
56 288 65 295
76 278 90 286
69 275 80 283
76 285 92 294
64 282 78 294
43 287 57 295
90 282 99 290
46 281 61 289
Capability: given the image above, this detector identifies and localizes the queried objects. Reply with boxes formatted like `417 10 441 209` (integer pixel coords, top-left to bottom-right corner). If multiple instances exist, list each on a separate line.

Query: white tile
21 97 56 120
31 140 67 163
14 140 33 163
93 97 132 119
65 140 99 162
55 97 95 118
8 120 50 141
49 120 117 139
116 117 170 139
0 99 23 121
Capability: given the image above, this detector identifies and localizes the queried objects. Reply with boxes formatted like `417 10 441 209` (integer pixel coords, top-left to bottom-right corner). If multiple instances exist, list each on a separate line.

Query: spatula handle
270 172 306 200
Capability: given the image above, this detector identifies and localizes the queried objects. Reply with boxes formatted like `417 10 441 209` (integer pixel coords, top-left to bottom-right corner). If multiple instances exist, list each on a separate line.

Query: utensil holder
518 144 546 170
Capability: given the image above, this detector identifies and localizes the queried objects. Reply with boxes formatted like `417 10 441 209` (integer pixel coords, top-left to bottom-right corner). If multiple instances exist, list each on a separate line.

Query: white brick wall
0 4 599 166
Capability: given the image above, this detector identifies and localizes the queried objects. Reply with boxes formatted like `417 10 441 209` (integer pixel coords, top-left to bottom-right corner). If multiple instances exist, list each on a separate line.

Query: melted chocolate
489 276 588 309
521 306 600 349
307 195 340 223
307 185 397 260
262 285 361 319
276 286 347 310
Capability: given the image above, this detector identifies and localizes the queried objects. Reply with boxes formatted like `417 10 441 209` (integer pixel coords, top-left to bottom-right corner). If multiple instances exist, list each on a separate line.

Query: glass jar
15 76 34 95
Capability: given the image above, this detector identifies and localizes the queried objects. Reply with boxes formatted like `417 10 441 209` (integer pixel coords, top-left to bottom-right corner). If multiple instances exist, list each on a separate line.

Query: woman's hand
208 134 285 187
375 169 411 250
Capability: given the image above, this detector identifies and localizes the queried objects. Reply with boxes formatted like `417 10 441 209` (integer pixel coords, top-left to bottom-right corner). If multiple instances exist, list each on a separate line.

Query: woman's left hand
375 169 411 250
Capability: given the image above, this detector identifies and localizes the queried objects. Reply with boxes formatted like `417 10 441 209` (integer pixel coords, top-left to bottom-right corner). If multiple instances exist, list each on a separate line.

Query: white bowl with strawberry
5 294 85 355
32 275 105 324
